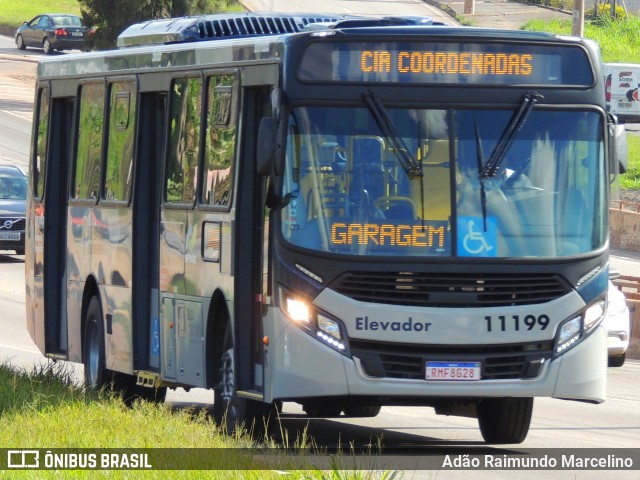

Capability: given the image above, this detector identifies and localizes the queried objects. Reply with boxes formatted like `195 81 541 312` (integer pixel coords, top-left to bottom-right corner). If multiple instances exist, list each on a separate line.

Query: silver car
0 165 27 256
605 280 631 367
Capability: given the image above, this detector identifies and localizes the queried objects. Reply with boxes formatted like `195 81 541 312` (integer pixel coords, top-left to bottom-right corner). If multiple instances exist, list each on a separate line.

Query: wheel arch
205 288 230 388
80 275 101 360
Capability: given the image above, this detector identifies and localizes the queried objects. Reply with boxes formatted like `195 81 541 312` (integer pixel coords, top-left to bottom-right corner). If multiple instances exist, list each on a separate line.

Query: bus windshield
280 105 606 258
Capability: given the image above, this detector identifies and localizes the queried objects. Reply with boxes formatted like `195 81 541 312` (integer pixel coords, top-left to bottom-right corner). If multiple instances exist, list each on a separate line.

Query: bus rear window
298 41 594 86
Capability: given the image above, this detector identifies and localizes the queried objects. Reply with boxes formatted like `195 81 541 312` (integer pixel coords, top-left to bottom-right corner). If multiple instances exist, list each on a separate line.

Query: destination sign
299 41 594 86
330 221 447 251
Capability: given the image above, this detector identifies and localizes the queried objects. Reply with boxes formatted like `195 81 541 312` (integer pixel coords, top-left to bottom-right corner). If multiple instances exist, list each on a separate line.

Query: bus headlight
554 300 605 357
285 297 311 323
279 287 350 356
318 314 342 339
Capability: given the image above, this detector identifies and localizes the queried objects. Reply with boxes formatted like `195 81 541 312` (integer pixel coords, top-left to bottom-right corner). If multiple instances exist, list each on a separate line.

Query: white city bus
25 12 627 444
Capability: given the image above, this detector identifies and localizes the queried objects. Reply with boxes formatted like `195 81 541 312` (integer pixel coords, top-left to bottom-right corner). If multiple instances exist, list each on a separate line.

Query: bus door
32 88 73 357
233 64 277 396
131 90 167 374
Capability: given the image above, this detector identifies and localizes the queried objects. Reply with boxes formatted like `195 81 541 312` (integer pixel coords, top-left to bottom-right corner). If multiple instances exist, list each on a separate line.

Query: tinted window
202 75 237 207
166 77 202 204
74 82 105 200
104 81 135 201
34 87 49 199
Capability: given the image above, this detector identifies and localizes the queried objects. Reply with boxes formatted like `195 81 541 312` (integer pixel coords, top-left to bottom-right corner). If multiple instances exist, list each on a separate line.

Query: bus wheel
213 325 277 436
343 404 382 418
477 397 533 444
83 296 107 389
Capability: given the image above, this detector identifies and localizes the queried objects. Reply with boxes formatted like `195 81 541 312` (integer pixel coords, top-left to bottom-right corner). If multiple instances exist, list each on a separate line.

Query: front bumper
265 315 607 404
0 231 24 252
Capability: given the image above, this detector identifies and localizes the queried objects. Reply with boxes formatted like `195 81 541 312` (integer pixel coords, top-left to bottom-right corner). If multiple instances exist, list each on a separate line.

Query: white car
605 281 631 367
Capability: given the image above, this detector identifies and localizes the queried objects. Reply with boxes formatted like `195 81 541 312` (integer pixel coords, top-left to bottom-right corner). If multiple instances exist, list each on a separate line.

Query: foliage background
79 0 242 49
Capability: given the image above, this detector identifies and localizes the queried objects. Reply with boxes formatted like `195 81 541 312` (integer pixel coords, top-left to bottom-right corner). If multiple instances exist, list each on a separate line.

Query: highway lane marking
0 343 41 354
0 109 31 120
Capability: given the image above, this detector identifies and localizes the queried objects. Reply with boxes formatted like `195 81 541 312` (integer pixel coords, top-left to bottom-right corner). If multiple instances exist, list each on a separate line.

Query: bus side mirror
609 122 628 174
257 117 277 176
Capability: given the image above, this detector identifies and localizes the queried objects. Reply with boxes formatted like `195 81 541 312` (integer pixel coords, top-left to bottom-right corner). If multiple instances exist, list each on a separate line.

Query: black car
15 14 93 54
0 165 27 256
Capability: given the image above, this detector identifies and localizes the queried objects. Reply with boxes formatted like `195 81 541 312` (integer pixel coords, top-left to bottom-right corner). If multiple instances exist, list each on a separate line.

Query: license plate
618 102 632 108
0 232 20 241
71 31 83 37
425 361 481 381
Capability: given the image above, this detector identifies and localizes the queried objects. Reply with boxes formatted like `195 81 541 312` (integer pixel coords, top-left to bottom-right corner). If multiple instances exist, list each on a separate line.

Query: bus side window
74 82 105 200
34 87 50 200
202 74 237 206
166 77 202 205
104 82 135 202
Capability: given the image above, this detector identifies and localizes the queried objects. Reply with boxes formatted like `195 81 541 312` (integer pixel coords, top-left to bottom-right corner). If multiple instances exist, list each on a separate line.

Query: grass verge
0 0 82 27
0 363 392 479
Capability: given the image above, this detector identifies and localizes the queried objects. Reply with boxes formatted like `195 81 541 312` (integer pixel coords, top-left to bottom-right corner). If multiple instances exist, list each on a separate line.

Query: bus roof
116 12 441 48
37 15 597 80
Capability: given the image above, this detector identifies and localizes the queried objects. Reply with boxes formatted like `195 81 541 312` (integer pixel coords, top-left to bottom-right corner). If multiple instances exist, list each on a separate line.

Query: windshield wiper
363 91 422 178
474 123 489 232
480 91 543 179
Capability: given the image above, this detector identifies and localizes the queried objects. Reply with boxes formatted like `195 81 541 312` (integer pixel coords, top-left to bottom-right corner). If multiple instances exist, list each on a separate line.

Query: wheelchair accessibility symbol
458 216 497 257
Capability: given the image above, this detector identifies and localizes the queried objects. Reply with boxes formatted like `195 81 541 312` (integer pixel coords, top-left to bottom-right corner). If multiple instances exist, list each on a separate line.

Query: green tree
79 0 239 50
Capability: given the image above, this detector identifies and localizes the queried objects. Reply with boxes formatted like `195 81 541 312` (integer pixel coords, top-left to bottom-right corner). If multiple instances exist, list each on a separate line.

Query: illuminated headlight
279 287 350 355
285 297 311 323
554 300 605 356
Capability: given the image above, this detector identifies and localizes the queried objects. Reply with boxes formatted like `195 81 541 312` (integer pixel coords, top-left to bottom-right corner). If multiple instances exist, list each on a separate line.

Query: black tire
213 323 278 436
608 353 626 368
43 37 52 54
343 404 382 418
477 397 533 444
16 34 26 50
83 296 108 389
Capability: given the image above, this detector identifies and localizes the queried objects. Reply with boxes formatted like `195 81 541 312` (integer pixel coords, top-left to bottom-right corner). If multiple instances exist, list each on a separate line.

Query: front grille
331 271 570 307
351 339 553 380
0 218 25 231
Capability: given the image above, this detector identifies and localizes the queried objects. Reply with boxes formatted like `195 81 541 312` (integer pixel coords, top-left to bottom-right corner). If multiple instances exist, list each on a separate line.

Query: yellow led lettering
380 224 396 246
410 52 422 73
483 54 496 74
361 50 391 72
429 225 446 248
364 224 380 245
361 51 374 72
459 53 471 74
395 225 412 246
398 52 410 72
447 52 459 73
331 223 446 248
495 54 508 75
422 52 434 73
508 54 521 74
471 53 484 74
521 54 532 75
361 50 535 78
348 223 365 244
332 223 347 244
412 226 428 247
434 52 447 73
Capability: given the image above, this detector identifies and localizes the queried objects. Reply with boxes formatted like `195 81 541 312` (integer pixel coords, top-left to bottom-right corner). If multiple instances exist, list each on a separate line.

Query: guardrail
612 275 640 360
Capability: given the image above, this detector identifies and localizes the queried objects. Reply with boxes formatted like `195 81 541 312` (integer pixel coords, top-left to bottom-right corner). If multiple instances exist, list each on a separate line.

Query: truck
604 62 640 123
